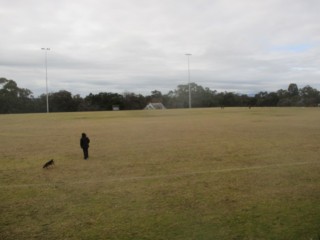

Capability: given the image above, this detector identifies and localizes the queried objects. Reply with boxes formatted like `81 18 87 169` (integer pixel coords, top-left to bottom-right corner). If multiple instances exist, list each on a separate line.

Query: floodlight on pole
41 48 50 113
185 53 192 108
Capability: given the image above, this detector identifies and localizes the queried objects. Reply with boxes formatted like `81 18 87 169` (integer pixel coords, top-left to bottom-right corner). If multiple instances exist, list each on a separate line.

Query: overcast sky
1 0 320 96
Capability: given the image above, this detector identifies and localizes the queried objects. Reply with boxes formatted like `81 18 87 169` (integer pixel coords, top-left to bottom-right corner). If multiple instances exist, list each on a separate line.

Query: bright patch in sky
271 43 313 53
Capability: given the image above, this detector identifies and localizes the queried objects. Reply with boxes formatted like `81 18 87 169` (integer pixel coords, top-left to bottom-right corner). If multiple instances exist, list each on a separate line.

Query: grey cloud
1 0 320 96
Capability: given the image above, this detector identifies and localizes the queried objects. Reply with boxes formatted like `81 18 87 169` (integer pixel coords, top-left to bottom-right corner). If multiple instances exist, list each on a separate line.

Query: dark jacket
80 135 90 149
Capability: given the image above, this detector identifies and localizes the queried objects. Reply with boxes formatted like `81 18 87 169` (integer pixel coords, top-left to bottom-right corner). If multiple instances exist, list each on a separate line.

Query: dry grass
0 108 319 239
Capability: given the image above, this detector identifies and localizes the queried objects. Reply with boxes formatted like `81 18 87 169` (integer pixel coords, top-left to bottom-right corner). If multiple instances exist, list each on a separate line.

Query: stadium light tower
41 48 50 113
185 53 192 108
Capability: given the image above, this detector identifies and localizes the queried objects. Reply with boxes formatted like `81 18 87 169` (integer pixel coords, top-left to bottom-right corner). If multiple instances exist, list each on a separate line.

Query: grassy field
0 107 319 240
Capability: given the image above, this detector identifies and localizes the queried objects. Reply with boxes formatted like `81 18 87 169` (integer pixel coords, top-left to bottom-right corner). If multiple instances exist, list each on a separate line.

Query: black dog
43 159 54 169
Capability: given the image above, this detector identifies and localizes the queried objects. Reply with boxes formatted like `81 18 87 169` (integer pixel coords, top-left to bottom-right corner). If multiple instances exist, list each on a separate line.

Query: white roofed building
144 103 166 110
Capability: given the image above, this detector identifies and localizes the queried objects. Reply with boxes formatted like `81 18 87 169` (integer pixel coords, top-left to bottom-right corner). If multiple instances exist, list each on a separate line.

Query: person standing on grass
80 133 90 160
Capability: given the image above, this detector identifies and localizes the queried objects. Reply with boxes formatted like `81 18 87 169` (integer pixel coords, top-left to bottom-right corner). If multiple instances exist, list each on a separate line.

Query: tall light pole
41 48 50 113
185 53 192 108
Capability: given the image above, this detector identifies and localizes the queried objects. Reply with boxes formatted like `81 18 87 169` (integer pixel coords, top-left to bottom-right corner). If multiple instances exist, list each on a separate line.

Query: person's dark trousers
83 148 89 159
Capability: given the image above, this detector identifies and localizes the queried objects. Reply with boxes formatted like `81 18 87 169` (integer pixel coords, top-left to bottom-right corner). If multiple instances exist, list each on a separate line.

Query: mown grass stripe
1 160 318 188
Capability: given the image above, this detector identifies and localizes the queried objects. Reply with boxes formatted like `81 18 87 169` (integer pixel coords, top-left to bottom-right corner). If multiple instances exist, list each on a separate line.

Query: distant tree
254 92 279 106
49 90 76 112
162 90 177 108
299 85 320 106
288 83 299 97
123 92 146 110
84 93 102 110
220 92 248 107
201 87 220 107
174 84 190 108
190 84 213 107
277 89 288 98
32 94 47 112
72 94 85 111
266 92 280 106
150 90 162 101
238 94 252 107
0 78 34 113
84 92 124 110
2 77 320 113
169 82 219 108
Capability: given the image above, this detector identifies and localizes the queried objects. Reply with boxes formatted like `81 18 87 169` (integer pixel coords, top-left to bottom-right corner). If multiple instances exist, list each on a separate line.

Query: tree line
1 77 320 113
